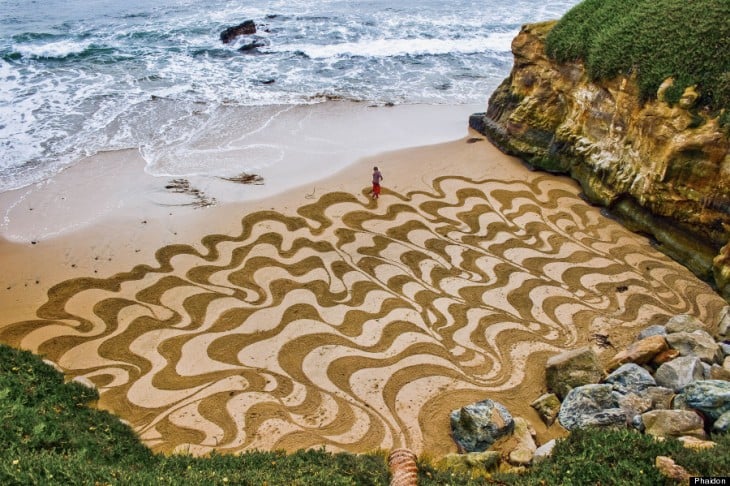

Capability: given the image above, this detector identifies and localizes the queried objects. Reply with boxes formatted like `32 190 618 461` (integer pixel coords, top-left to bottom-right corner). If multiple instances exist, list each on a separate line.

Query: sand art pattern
1 175 725 455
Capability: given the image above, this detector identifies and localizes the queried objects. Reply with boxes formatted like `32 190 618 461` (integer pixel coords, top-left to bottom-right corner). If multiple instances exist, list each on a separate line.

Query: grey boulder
450 399 514 452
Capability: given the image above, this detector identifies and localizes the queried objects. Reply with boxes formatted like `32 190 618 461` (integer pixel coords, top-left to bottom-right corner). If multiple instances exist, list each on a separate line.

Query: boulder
545 347 604 400
655 456 691 483
617 393 653 422
665 314 706 334
654 356 704 391
220 20 256 44
558 384 626 431
710 364 730 381
438 451 501 475
712 410 730 433
604 363 656 394
643 386 675 410
505 418 537 466
530 393 561 426
725 356 730 371
450 399 514 452
673 393 692 411
607 335 668 370
678 436 716 449
679 380 730 420
666 330 723 364
641 409 706 439
719 343 730 358
702 362 713 380
652 348 680 365
533 439 556 463
631 414 644 431
715 306 730 340
637 325 667 340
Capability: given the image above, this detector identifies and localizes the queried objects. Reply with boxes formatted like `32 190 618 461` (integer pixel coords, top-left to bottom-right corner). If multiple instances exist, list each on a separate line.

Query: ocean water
0 0 580 192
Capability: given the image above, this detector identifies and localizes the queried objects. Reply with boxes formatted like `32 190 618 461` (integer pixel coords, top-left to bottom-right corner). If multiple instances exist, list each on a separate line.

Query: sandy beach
0 102 726 458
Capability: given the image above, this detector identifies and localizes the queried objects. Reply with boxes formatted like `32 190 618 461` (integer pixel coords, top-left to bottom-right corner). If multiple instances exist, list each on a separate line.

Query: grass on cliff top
1 343 729 485
544 0 730 113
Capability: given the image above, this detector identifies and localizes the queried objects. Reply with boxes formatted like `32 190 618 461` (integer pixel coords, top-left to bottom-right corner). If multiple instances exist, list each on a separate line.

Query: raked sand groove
1 174 725 457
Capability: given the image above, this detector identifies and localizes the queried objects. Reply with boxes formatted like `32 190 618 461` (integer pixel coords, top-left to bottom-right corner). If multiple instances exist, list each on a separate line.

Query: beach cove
1 102 725 458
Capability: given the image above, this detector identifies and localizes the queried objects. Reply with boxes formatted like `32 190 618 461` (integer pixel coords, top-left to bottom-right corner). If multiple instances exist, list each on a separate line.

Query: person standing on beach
371 166 383 199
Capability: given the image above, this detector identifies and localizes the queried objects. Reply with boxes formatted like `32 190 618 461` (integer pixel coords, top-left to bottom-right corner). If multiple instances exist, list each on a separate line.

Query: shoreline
0 103 726 457
0 102 482 244
0 101 481 326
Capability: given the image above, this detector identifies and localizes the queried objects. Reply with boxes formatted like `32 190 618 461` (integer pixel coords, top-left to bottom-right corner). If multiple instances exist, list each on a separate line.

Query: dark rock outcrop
220 20 257 44
470 21 730 300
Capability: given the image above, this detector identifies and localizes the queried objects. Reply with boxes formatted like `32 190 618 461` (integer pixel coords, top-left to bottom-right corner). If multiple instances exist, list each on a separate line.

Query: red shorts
372 183 381 195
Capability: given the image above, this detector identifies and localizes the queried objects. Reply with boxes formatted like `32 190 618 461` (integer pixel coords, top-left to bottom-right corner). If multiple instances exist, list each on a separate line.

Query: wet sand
0 103 726 458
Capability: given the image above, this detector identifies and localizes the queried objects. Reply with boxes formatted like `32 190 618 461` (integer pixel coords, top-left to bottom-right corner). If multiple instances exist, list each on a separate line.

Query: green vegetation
505 428 730 485
1 344 728 485
545 0 730 111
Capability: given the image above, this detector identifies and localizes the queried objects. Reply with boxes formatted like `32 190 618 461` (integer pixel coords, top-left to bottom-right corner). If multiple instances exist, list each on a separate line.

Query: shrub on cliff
545 0 730 112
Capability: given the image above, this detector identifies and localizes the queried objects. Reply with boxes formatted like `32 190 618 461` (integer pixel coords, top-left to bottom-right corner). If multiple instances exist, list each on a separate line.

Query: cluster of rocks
443 311 730 476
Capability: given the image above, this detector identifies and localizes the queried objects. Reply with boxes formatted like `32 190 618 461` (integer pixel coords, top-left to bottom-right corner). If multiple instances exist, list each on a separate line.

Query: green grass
503 428 730 485
1 344 728 485
545 0 730 111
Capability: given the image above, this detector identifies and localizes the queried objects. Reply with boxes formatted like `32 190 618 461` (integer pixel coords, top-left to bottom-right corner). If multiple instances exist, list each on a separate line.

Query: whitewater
0 0 580 192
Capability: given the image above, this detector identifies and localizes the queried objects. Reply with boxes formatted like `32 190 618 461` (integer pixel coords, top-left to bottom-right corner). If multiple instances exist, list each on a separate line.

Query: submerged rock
220 20 257 44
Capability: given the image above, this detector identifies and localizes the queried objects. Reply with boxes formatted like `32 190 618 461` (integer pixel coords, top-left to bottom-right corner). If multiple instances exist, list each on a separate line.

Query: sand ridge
1 148 725 458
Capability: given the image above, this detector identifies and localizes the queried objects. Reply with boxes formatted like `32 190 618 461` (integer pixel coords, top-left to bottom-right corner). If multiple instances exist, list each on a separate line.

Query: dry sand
0 103 726 458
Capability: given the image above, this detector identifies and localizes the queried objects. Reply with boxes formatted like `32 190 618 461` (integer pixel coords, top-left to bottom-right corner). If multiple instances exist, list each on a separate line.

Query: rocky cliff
470 21 730 301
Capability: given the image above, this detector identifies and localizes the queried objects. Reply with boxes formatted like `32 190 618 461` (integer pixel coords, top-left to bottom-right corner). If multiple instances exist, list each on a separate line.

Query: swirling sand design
1 175 724 456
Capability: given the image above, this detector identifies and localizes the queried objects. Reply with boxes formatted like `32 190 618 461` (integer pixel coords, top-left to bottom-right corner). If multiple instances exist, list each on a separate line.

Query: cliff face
471 21 730 300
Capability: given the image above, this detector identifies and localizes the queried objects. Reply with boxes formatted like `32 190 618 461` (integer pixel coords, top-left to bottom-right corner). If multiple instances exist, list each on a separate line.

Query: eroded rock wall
471 21 730 299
